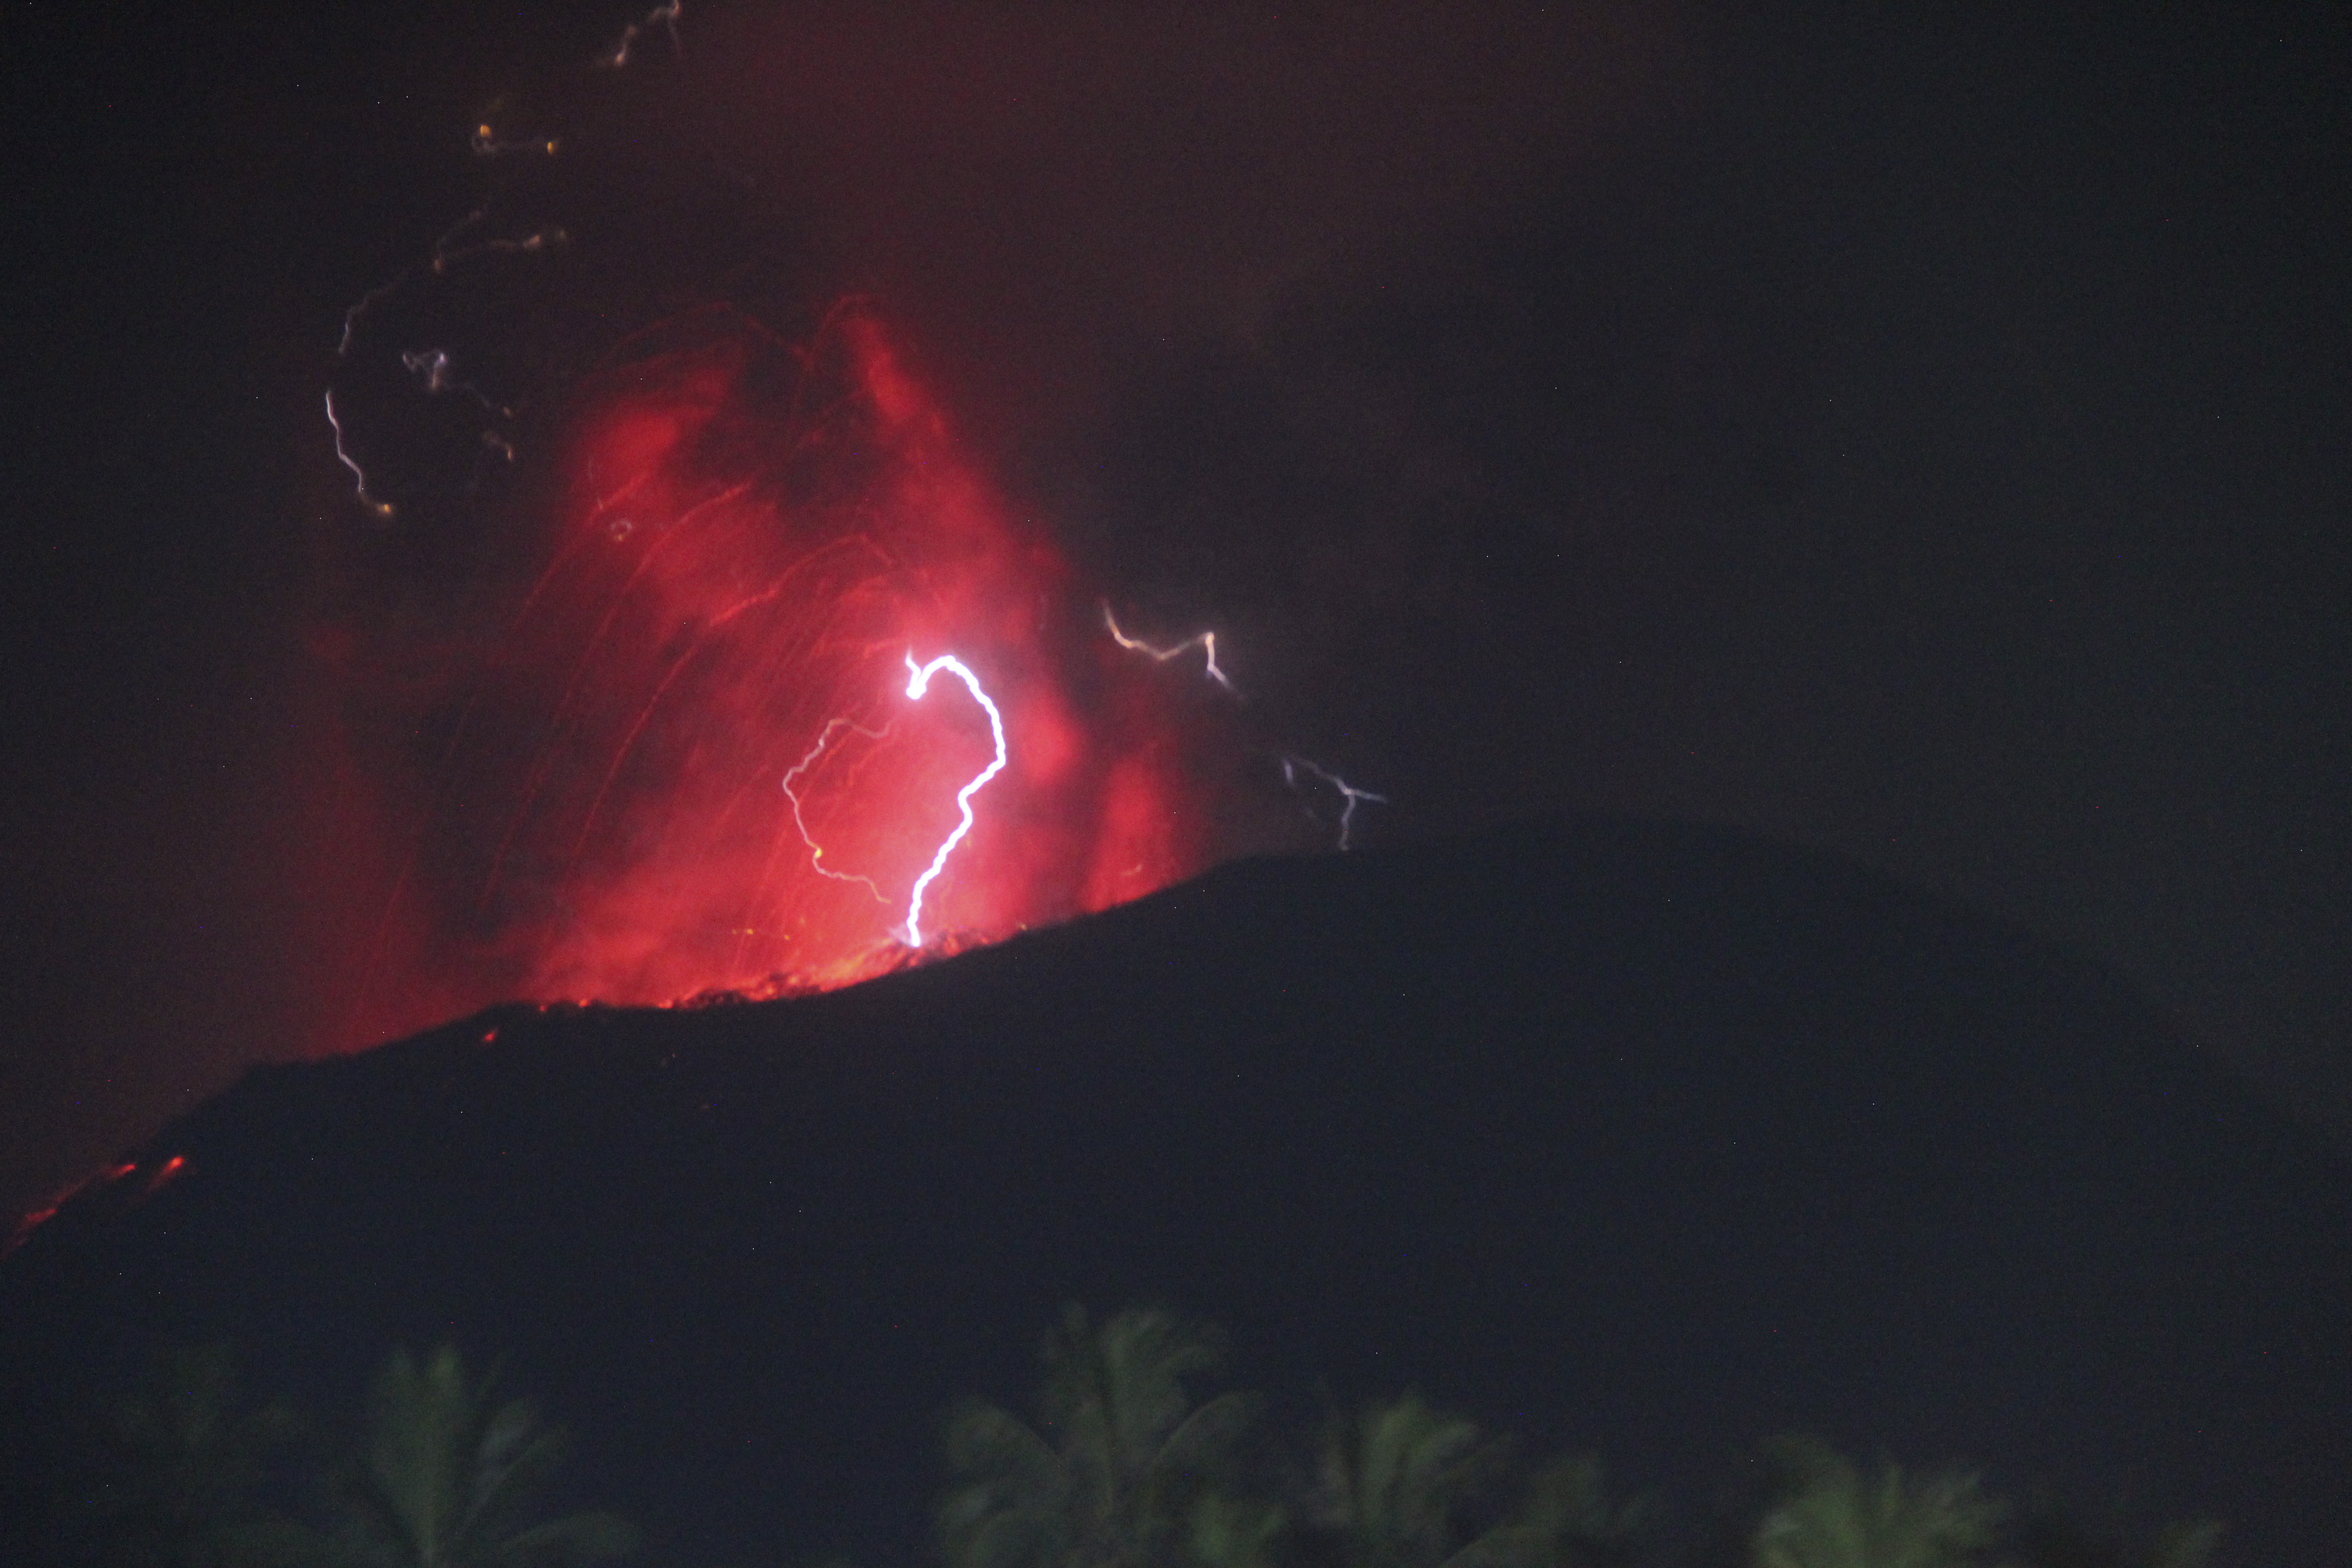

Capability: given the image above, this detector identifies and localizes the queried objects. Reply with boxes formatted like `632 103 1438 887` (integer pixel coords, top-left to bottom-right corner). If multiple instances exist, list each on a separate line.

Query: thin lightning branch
1282 756 1387 851
470 122 559 158
327 11 675 518
901 652 1009 948
330 208 563 507
403 348 460 393
780 717 896 905
1102 602 1238 695
324 390 394 519
337 213 559 360
427 206 490 265
431 220 567 276
403 348 517 417
597 0 683 68
338 275 408 358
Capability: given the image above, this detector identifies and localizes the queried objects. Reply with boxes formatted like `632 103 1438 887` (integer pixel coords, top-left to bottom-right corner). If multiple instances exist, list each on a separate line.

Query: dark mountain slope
4 818 2345 1563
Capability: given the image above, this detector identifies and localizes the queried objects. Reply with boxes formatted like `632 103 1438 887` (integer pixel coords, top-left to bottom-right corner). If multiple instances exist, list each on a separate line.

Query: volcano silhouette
4 819 2346 1563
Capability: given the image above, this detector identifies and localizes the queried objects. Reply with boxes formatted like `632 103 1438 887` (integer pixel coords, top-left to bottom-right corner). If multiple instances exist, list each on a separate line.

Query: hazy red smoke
323 301 1250 1044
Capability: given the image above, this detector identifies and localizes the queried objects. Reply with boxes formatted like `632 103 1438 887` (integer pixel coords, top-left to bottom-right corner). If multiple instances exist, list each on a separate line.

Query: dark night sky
5 0 2350 1227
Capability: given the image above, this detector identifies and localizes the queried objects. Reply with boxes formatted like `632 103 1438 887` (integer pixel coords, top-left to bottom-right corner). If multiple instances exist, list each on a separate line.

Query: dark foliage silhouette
76 1344 310 1568
324 1346 638 1568
941 1306 1263 1568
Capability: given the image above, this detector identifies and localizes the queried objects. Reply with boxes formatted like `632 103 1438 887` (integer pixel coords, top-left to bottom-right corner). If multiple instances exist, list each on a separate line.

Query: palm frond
482 1510 640 1568
338 1346 634 1568
2146 1521 2224 1568
946 1307 1259 1568
1750 1441 2004 1568
1190 1493 1287 1568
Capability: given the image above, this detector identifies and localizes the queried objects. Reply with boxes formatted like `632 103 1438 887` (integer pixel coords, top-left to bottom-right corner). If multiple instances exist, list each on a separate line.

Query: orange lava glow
5 1160 142 1256
334 303 1223 1041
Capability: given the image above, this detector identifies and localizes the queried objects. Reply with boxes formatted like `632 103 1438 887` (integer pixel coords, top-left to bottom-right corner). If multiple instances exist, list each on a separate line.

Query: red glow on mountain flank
329 303 1223 1046
5 1161 141 1256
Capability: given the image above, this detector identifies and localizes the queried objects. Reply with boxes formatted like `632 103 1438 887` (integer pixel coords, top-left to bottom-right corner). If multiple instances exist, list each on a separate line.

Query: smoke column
328 302 1240 1043
299 1 1681 1049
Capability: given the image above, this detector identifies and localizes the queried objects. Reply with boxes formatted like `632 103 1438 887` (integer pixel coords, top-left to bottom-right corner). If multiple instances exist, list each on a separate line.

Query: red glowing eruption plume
336 304 1223 1041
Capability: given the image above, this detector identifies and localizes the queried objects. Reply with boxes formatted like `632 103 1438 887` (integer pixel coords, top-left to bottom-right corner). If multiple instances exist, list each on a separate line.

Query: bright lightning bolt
1102 602 1238 695
901 652 1008 948
1282 756 1387 850
324 389 394 519
780 717 895 904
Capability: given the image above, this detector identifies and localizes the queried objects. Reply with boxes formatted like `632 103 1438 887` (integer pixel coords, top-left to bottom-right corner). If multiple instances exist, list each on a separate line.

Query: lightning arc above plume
1102 603 1238 695
1282 756 1388 851
325 3 640 516
898 653 1009 948
1100 603 1387 851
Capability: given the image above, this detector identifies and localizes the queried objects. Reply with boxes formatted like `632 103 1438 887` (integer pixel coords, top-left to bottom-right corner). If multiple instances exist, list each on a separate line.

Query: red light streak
5 1160 144 1257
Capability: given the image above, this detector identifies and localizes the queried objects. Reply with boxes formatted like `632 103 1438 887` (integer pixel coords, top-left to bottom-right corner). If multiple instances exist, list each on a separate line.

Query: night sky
6 0 2350 1237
